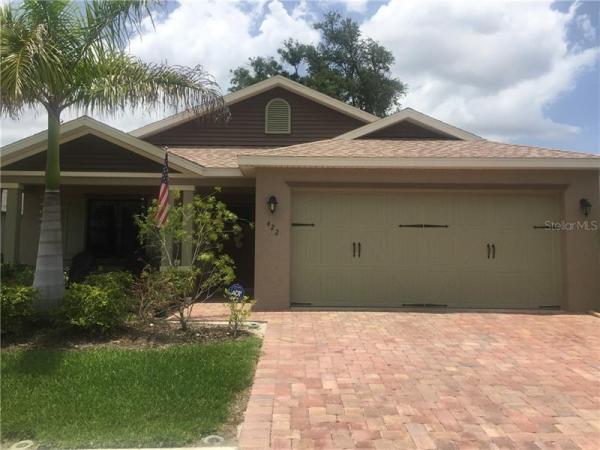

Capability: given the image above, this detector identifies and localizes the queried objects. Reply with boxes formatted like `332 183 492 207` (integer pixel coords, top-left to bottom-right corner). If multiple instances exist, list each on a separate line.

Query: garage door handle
353 242 356 257
492 243 496 259
487 243 491 259
358 242 361 258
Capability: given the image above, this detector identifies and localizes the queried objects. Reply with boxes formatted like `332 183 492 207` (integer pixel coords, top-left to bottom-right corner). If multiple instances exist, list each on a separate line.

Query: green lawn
1 337 261 448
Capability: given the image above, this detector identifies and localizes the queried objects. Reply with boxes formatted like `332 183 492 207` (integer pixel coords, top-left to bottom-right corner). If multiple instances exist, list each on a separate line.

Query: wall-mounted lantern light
267 195 278 214
580 198 592 217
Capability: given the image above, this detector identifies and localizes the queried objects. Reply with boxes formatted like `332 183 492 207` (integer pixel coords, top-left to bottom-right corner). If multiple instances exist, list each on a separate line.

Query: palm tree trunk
33 108 64 310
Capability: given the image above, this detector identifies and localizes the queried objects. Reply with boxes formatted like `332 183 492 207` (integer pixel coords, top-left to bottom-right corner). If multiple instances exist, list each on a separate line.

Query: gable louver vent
265 98 291 134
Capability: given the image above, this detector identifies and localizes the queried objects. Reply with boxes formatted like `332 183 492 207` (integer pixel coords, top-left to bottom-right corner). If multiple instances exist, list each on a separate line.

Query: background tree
229 12 407 116
0 0 225 310
229 56 284 92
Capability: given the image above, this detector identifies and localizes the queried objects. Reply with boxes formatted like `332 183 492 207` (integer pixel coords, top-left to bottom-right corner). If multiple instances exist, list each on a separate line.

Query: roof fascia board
0 167 244 178
1 116 90 164
130 76 378 138
238 155 600 170
334 108 482 141
0 170 194 178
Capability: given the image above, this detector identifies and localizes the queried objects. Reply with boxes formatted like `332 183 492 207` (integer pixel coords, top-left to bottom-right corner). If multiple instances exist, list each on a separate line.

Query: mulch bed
1 320 250 351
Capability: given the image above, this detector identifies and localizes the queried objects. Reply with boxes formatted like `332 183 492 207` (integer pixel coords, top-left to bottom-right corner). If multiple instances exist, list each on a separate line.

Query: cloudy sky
1 0 598 153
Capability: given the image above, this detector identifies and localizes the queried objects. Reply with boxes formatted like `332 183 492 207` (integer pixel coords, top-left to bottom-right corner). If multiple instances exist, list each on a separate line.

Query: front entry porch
87 198 145 260
0 182 256 289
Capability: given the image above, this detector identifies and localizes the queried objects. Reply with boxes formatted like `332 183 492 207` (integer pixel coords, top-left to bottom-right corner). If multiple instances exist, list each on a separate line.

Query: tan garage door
291 190 562 309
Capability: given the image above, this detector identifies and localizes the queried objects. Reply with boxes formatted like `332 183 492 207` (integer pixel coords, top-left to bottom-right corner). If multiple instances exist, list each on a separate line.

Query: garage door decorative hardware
398 224 449 228
533 225 552 229
402 303 448 308
487 243 496 259
291 222 315 227
580 198 591 217
352 242 362 257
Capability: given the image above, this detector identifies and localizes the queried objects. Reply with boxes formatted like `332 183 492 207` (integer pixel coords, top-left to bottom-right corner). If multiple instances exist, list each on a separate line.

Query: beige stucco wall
254 167 600 312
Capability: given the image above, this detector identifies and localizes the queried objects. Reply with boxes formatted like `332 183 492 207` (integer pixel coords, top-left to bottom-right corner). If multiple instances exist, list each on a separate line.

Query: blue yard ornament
227 283 245 300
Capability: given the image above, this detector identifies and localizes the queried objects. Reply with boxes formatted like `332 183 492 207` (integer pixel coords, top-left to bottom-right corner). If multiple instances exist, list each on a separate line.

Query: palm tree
0 0 224 310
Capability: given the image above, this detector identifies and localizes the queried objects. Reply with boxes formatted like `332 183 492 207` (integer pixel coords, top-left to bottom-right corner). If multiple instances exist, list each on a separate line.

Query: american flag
156 148 169 227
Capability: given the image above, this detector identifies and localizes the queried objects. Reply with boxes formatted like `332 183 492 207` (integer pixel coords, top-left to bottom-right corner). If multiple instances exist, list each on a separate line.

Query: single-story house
1 76 599 311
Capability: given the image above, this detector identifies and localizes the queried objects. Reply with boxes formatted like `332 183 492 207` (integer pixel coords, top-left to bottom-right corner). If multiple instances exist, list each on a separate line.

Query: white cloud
0 0 319 146
127 0 318 87
576 13 597 43
340 0 369 13
1 0 597 147
362 0 599 142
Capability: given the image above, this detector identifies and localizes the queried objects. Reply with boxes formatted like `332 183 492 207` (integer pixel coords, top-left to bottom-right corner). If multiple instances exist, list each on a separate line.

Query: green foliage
132 268 172 322
156 267 197 330
230 56 284 92
1 263 34 286
59 275 132 333
85 270 134 294
135 190 243 330
225 291 256 337
0 0 224 120
229 12 407 116
0 284 37 335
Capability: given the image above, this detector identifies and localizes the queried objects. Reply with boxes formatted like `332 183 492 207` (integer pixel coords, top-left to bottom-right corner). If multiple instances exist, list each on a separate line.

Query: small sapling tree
136 189 243 330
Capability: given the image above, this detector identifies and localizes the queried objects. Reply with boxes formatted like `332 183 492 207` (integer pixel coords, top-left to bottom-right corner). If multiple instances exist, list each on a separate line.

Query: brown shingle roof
169 147 275 168
240 139 599 159
169 140 599 168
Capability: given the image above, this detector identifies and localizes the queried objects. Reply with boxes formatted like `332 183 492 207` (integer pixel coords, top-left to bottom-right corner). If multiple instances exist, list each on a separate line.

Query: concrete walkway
230 310 599 450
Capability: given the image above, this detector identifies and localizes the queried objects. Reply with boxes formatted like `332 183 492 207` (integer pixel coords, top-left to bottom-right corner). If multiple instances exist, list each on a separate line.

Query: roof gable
0 116 200 175
143 87 367 148
336 108 482 141
357 118 460 140
3 134 171 172
130 75 378 139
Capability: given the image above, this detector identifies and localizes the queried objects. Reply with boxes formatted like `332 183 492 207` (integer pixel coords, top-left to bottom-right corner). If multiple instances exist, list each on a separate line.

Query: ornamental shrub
131 269 173 322
1 263 34 286
0 284 37 335
59 283 129 333
58 272 134 333
225 289 256 337
85 271 134 299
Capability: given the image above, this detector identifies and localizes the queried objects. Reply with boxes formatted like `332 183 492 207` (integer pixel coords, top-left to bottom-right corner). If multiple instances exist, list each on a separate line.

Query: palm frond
80 0 157 53
68 48 226 119
0 2 67 117
1 0 224 123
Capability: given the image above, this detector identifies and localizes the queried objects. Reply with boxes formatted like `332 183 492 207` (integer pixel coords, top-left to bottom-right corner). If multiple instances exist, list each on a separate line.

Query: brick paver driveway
238 311 600 449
